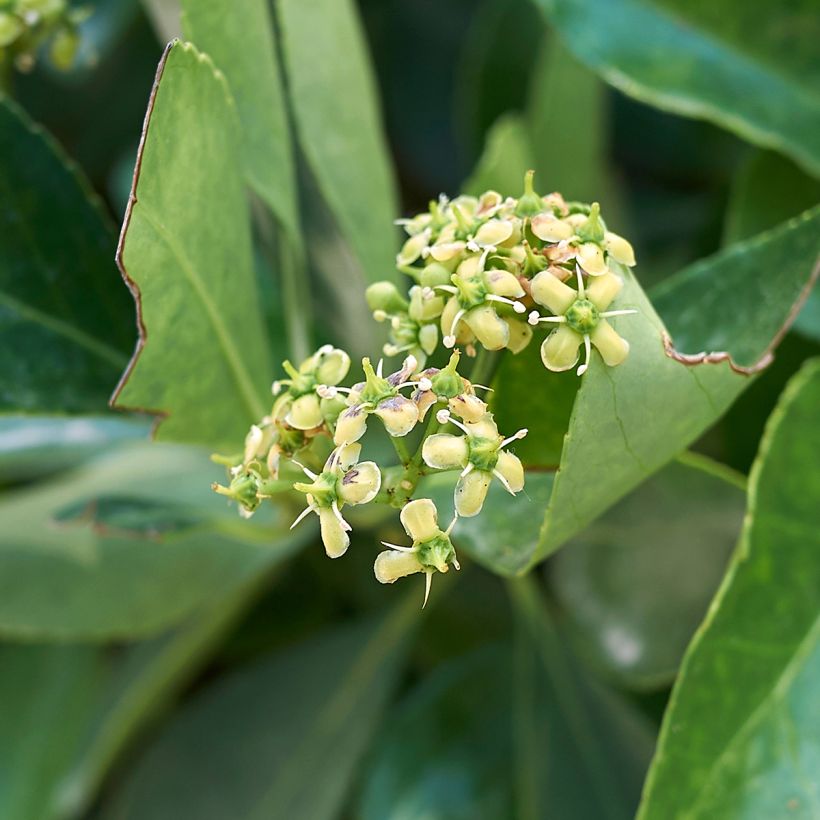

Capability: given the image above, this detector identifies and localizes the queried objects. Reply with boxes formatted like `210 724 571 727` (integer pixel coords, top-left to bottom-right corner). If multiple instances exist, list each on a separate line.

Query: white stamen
271 380 285 395
380 540 416 553
376 359 384 377
446 515 458 535
575 264 586 298
501 428 528 447
493 468 517 495
421 286 435 299
577 334 592 376
453 557 461 571
443 335 456 348
485 294 526 314
471 384 494 393
373 309 387 322
317 344 334 355
529 310 566 325
316 384 337 399
600 309 638 318
435 285 458 294
418 377 433 391
331 500 351 532
290 505 314 530
466 240 480 253
423 571 433 608
460 463 474 478
436 408 451 424
390 316 402 330
403 354 419 374
292 460 317 480
384 343 412 356
445 308 466 349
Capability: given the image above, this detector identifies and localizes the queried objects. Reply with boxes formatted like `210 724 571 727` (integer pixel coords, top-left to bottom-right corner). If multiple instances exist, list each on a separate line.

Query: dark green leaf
533 0 820 176
359 579 653 819
112 41 272 450
638 359 820 819
0 98 133 414
180 0 298 238
552 455 746 688
102 602 420 820
277 0 399 284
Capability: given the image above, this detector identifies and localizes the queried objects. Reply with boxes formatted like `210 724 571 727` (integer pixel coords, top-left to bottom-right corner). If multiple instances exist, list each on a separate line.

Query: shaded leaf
638 359 820 819
359 579 653 819
277 0 399 284
0 98 133 414
102 601 420 820
112 41 271 450
533 0 820 176
552 455 746 689
0 442 309 640
180 0 298 238
462 113 535 197
724 150 820 341
0 644 105 820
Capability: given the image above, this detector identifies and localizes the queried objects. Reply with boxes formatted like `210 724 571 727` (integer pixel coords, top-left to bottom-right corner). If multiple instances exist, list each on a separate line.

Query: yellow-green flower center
565 298 600 334
468 435 500 472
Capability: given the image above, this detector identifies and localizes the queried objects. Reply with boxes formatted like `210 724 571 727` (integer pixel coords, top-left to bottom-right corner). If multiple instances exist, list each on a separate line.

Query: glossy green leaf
112 42 271 450
277 0 399 284
0 441 309 640
638 359 820 819
102 601 419 820
0 415 150 484
0 644 105 820
725 150 820 341
552 455 746 689
533 0 820 177
359 579 653 819
0 98 133 414
180 0 298 238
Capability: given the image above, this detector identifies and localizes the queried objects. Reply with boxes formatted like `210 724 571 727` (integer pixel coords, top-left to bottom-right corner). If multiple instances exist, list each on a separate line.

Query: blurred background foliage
0 0 818 818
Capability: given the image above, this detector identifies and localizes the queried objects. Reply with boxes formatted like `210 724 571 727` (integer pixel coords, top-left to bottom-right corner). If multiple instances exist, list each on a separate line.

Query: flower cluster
214 174 641 604
369 171 638 375
0 0 87 72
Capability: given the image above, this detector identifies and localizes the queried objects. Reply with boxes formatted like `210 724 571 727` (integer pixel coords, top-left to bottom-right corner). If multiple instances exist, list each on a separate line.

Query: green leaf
462 113 535 197
638 358 820 819
532 0 820 177
0 415 150 484
0 644 105 820
0 98 133 414
724 150 820 341
552 455 746 689
102 601 419 820
112 41 271 450
277 0 399 284
180 0 298 238
0 441 309 640
359 579 653 819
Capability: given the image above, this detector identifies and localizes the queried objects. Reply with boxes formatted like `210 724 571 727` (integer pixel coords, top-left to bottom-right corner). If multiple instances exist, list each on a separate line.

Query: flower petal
422 433 469 470
474 219 513 247
448 394 488 423
375 395 419 437
530 269 577 314
401 498 440 541
397 229 430 265
590 319 630 367
485 268 525 298
418 323 438 355
604 231 636 266
319 508 350 559
328 442 361 472
540 325 581 372
586 272 623 311
495 451 524 494
339 461 382 505
504 316 533 354
576 242 608 276
429 241 466 262
465 305 509 350
314 347 351 385
286 393 324 430
531 213 573 242
454 469 492 517
374 549 425 583
333 404 369 445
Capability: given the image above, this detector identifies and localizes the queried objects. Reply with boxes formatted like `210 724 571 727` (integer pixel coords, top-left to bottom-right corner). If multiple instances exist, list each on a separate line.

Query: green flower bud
212 471 260 517
408 285 444 322
429 350 466 398
575 202 606 244
419 262 453 289
418 322 438 356
515 170 543 218
367 281 409 314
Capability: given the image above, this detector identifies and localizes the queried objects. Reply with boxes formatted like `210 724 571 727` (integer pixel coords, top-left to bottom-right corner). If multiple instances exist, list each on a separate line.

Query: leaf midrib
137 207 265 422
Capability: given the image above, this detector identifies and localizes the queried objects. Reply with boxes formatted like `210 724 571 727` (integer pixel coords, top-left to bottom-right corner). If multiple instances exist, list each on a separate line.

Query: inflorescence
213 173 638 604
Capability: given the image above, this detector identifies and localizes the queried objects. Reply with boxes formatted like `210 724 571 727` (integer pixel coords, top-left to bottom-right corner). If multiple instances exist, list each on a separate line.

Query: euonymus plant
1 0 818 818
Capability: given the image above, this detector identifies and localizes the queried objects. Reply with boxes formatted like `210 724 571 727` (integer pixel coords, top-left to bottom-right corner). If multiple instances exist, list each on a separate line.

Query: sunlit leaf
638 359 820 819
112 41 271 450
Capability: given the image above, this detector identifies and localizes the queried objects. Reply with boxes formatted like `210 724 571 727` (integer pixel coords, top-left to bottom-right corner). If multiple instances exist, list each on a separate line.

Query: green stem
390 434 412 466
